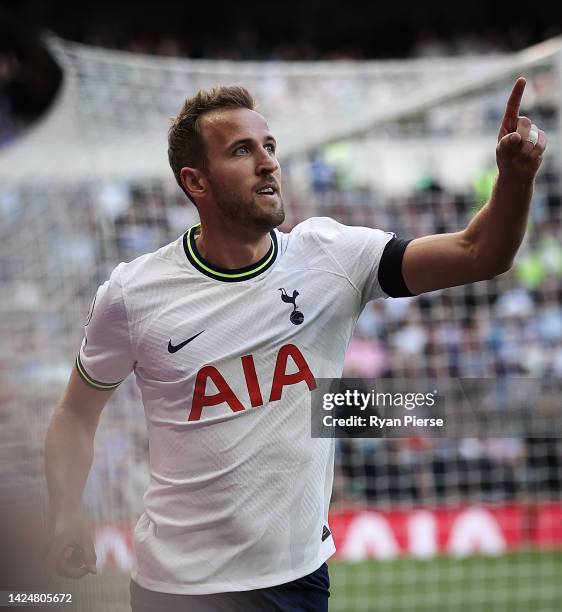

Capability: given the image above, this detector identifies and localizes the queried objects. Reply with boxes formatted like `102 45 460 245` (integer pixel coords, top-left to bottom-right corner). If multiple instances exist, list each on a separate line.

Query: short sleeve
76 264 135 389
308 217 395 305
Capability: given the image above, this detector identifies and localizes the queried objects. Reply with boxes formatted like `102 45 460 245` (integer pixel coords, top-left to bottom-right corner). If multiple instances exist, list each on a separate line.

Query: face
199 107 284 232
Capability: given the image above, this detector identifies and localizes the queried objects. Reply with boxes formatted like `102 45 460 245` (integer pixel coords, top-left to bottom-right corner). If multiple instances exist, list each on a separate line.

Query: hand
496 77 547 183
44 510 97 579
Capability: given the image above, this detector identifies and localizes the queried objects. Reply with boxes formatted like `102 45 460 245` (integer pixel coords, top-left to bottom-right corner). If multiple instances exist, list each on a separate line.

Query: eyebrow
227 136 277 151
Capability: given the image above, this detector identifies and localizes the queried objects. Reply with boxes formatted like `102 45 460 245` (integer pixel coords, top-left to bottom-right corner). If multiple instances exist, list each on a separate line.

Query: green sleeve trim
75 354 123 390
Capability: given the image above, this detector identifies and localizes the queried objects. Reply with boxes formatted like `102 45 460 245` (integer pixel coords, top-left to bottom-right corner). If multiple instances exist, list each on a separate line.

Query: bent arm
401 78 546 296
402 173 534 294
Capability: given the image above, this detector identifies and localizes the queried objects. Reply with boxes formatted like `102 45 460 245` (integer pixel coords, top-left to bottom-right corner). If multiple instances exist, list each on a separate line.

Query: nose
256 149 279 175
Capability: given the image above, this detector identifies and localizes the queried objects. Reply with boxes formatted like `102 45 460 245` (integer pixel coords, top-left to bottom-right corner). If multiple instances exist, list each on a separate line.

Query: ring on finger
526 124 539 146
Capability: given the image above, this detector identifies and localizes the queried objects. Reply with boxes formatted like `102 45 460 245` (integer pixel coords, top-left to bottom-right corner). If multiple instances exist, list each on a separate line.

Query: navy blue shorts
130 563 330 611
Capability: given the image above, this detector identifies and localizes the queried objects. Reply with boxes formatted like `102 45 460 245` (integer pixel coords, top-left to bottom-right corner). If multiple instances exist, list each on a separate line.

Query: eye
235 145 249 155
265 143 276 154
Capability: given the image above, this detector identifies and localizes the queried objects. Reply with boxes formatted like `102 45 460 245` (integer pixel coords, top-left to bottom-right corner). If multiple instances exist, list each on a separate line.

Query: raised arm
402 77 547 295
44 367 115 578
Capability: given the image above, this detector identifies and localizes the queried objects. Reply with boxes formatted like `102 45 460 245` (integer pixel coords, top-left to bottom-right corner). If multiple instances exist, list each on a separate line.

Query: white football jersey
78 217 393 594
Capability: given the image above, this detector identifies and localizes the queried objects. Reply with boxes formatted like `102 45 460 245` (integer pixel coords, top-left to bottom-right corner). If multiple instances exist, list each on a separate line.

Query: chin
248 207 285 232
217 194 285 232
248 197 285 230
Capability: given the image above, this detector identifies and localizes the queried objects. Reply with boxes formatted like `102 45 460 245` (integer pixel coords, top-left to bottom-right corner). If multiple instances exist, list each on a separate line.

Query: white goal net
1 35 561 611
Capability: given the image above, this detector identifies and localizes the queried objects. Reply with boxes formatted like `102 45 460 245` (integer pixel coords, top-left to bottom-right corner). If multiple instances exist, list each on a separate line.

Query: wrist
496 171 535 192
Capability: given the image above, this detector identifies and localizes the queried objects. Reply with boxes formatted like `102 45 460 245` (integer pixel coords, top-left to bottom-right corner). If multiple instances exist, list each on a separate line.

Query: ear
180 167 207 200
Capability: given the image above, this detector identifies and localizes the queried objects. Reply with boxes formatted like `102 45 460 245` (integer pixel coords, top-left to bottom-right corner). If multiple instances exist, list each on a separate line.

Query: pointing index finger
500 77 526 133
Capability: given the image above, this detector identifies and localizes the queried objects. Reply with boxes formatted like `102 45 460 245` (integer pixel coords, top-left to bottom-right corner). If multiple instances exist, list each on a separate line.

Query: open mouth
255 187 277 196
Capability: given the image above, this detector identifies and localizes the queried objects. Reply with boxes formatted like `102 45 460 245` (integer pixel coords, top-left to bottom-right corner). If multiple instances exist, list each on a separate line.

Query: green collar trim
183 224 278 282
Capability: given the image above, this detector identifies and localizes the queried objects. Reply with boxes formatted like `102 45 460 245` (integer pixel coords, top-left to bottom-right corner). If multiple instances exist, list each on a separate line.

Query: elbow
479 257 514 280
496 258 514 276
467 238 514 280
492 252 516 277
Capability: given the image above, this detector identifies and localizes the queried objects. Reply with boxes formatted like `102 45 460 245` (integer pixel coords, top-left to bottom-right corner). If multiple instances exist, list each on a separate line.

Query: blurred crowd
3 152 556 521
70 24 552 61
317 160 562 509
1 17 561 523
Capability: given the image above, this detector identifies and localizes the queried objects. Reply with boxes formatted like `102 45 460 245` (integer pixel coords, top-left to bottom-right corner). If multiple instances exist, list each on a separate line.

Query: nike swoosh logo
168 330 205 353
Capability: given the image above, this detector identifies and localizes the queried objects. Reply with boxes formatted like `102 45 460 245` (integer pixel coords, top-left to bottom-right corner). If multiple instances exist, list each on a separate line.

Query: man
45 81 545 611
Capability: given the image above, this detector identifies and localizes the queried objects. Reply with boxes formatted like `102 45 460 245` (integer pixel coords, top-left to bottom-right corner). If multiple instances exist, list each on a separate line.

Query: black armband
377 237 415 298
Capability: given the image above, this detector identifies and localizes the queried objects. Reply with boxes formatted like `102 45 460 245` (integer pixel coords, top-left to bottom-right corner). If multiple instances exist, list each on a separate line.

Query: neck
195 220 272 269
